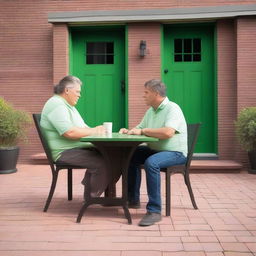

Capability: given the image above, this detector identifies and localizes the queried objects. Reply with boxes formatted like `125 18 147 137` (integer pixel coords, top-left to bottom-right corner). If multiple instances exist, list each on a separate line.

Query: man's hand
93 125 106 135
119 128 142 135
119 128 129 134
127 128 142 135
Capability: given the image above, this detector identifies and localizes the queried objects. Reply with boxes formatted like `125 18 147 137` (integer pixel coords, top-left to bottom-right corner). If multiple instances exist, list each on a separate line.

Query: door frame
161 23 218 154
68 25 128 128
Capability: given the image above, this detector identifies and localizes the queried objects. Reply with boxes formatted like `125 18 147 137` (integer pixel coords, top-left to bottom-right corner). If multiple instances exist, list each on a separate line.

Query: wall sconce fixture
139 40 147 57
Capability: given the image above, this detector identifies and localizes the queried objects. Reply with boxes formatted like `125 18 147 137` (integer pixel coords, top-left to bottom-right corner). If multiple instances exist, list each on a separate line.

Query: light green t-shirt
40 95 92 161
136 97 187 156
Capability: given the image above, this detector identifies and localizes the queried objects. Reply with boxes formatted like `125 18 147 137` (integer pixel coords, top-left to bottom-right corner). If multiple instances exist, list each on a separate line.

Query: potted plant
235 107 256 174
0 97 32 174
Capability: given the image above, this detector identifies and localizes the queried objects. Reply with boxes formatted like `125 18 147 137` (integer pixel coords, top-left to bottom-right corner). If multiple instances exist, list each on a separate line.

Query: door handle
121 80 125 93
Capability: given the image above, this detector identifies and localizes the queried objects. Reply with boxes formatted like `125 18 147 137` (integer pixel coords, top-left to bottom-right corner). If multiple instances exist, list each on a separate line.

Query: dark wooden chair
161 123 201 216
33 113 85 212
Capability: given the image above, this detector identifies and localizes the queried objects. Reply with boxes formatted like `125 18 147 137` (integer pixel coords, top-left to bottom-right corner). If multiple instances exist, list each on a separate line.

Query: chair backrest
33 113 56 168
186 123 201 168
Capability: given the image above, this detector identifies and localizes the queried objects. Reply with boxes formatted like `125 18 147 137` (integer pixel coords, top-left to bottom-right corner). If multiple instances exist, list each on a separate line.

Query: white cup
103 122 113 135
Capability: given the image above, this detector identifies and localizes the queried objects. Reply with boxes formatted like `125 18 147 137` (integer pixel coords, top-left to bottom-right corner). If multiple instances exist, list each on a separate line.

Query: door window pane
173 38 201 62
174 54 182 62
184 39 192 53
184 54 192 62
193 38 201 53
86 42 114 64
193 54 201 61
174 39 182 53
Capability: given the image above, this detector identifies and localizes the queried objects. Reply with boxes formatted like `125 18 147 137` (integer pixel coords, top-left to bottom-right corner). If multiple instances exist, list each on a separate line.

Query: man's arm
141 127 175 139
63 126 105 139
120 127 175 139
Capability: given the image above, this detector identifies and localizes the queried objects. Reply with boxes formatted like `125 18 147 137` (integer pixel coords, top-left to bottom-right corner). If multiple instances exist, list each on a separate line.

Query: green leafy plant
235 107 256 152
0 97 32 148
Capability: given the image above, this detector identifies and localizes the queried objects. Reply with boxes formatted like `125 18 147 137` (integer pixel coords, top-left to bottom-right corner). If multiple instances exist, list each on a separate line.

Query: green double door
70 27 125 132
163 25 216 153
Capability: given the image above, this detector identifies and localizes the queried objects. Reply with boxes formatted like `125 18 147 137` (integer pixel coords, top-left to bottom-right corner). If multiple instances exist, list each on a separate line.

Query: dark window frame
86 42 114 64
174 38 201 62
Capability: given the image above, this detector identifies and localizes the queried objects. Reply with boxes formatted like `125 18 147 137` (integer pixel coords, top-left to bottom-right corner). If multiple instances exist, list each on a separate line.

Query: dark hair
53 75 82 94
144 79 166 97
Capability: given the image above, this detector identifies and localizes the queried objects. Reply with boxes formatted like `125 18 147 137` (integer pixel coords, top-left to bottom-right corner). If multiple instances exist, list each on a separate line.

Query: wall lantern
139 40 147 57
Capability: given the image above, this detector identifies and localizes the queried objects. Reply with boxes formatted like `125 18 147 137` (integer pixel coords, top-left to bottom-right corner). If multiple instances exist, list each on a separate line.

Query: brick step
190 160 243 173
30 153 243 172
30 153 48 165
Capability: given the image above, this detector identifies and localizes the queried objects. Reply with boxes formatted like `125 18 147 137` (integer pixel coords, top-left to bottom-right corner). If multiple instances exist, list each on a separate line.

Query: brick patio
1 164 256 256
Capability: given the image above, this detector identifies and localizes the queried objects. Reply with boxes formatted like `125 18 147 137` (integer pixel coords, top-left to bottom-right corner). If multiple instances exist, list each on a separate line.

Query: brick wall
236 17 256 164
0 2 54 162
217 20 237 160
128 23 161 128
53 24 69 84
237 17 256 111
1 1 256 162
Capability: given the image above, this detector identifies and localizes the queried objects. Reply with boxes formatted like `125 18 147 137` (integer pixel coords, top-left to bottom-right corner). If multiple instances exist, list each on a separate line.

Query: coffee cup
103 122 112 135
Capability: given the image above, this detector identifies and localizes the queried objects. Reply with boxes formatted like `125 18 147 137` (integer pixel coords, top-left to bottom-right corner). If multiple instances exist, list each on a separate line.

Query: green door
163 25 216 153
70 27 125 132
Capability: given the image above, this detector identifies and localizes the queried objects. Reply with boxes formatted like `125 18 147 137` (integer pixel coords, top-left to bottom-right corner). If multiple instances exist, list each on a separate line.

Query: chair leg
122 205 132 225
68 168 73 201
165 170 171 216
44 171 59 212
184 171 198 209
77 172 91 223
77 202 90 223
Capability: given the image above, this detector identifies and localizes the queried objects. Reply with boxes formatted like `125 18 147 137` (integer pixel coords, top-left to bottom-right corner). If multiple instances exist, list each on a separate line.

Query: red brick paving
1 165 256 255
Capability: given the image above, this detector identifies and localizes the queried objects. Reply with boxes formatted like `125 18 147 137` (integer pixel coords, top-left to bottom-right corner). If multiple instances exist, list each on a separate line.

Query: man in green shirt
119 79 187 226
41 75 108 197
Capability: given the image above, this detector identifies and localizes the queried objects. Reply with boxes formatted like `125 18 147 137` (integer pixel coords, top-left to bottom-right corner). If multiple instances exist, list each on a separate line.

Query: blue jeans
128 146 187 213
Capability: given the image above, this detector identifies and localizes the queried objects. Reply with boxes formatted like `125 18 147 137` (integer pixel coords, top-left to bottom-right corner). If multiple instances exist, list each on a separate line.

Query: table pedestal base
77 141 141 224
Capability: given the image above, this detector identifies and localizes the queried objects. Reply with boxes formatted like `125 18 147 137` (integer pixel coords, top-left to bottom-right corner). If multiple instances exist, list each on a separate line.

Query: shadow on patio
1 164 256 256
